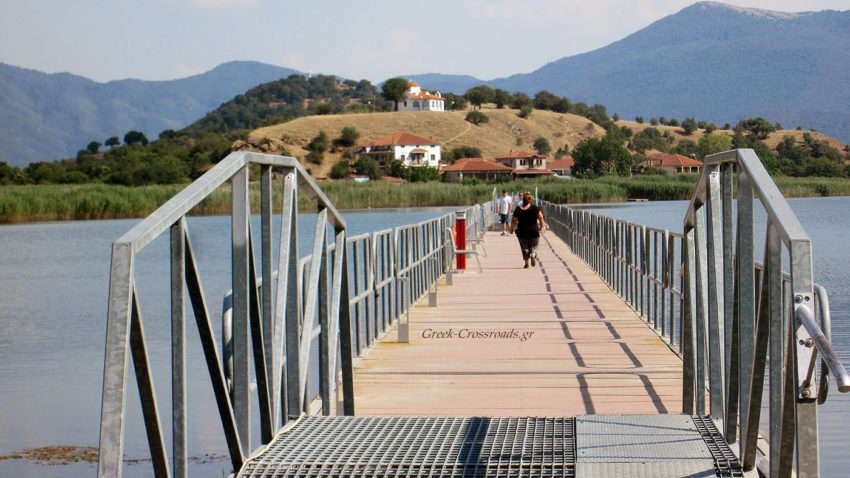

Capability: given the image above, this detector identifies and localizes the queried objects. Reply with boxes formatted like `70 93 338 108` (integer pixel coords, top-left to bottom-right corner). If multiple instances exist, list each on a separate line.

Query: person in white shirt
498 190 513 236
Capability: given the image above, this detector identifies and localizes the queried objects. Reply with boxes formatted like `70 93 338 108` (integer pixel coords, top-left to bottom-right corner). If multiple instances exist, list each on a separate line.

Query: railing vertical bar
170 219 187 478
735 173 756 460
247 227 273 443
97 242 134 478
705 166 726 422
230 165 251 449
720 163 737 444
336 227 355 415
276 171 300 423
260 165 275 424
319 226 331 415
694 205 709 415
791 235 817 477
682 228 698 414
766 223 786 478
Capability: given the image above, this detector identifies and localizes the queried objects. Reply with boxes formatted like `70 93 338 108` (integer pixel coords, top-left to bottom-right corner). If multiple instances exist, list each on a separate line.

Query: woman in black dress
509 192 546 268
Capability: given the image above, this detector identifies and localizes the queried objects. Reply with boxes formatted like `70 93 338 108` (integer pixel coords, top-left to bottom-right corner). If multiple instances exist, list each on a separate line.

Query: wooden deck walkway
353 231 683 416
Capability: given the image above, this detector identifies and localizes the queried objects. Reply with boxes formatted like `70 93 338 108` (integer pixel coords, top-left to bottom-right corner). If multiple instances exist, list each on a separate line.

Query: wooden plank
353 231 683 417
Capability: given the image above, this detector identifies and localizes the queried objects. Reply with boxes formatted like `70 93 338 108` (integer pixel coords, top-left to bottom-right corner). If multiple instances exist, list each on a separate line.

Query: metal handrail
98 149 496 477
99 152 356 478
541 148 848 478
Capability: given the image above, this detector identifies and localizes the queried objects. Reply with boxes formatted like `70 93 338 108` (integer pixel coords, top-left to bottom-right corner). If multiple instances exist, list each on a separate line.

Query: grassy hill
613 120 847 152
238 109 607 176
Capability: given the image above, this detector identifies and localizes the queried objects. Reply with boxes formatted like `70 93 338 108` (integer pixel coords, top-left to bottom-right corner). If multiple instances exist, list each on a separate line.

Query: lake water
577 196 850 477
0 208 456 477
1 199 848 477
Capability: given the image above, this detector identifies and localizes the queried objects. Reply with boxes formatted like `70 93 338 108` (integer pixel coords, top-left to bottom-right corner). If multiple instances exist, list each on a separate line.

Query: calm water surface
0 208 455 477
2 199 849 476
578 197 850 477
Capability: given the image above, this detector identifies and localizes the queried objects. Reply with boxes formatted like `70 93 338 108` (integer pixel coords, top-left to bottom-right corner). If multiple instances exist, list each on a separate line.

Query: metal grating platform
237 416 576 477
236 415 744 478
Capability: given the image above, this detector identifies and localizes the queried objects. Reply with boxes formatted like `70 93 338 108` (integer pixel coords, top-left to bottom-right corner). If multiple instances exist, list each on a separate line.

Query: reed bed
2 175 848 224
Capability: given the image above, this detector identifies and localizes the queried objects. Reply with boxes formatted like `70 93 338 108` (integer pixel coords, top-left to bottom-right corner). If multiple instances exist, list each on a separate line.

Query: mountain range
407 2 850 143
2 1 848 166
0 61 298 166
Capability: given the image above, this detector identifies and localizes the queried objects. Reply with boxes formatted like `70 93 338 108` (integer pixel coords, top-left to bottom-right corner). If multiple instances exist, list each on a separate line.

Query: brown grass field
239 109 607 176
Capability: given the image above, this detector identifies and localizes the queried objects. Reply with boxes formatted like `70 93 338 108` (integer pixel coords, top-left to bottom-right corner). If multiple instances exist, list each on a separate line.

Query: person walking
509 192 546 268
498 190 513 236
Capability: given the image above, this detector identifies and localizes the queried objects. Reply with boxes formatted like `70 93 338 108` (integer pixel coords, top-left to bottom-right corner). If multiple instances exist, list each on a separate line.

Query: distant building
547 157 575 177
356 132 441 167
442 158 512 183
494 151 547 170
640 152 703 174
398 81 445 112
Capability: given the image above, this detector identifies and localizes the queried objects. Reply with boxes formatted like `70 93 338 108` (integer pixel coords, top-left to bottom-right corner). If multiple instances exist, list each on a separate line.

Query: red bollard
455 211 467 270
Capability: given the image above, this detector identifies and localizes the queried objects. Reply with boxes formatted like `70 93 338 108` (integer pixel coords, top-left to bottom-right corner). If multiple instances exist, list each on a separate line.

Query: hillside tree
533 136 552 156
124 131 149 146
464 85 495 109
382 77 409 111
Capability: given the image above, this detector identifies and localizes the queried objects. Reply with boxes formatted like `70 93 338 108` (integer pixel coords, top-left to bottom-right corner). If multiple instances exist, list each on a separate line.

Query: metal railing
540 148 850 478
97 151 496 478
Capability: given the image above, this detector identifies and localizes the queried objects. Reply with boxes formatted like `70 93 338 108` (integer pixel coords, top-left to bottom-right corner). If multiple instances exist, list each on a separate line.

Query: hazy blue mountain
401 2 850 142
0 61 299 166
493 2 850 141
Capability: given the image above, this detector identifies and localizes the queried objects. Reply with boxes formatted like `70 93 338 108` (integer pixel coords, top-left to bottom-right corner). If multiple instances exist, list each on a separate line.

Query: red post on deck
455 211 467 270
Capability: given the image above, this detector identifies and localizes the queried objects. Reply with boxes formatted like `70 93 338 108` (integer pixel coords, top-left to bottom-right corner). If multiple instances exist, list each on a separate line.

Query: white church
397 81 445 112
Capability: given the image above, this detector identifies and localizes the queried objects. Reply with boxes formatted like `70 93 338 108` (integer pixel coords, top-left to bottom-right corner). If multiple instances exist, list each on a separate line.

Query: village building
397 81 445 112
356 132 441 168
493 151 555 179
640 151 703 174
441 158 512 183
494 151 547 170
547 157 575 177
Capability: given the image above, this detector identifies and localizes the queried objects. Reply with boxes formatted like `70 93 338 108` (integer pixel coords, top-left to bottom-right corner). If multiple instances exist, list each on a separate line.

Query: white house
356 132 441 167
397 81 445 112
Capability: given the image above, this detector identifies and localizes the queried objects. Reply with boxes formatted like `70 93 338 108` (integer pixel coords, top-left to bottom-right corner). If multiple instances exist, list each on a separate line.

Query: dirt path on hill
444 121 473 144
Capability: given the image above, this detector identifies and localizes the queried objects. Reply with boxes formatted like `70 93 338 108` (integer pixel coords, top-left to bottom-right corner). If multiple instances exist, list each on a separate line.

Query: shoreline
2 177 849 225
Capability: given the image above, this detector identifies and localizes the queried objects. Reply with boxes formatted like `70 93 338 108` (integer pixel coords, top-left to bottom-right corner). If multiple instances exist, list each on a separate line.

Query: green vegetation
5 176 850 224
381 77 408 111
465 110 489 125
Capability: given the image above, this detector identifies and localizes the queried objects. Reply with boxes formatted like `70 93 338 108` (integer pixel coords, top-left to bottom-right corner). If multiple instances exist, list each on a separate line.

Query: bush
329 160 350 179
335 127 360 147
518 105 533 118
465 110 489 125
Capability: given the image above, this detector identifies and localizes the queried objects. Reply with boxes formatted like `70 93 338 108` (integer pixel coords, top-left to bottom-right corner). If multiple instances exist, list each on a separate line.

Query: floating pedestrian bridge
97 150 849 477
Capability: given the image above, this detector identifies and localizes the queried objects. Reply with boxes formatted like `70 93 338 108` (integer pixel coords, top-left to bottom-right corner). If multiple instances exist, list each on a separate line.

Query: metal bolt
794 294 804 304
802 388 812 399
805 338 814 347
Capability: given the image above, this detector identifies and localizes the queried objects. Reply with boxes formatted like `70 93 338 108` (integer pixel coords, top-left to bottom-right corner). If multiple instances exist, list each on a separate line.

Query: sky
1 0 848 83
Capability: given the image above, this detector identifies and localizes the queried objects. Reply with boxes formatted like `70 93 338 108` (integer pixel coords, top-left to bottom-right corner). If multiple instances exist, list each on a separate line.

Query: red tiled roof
442 158 512 172
547 157 575 169
410 148 427 153
382 176 407 183
409 92 444 101
495 151 543 160
643 152 703 167
360 132 440 147
512 169 554 175
408 81 419 87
